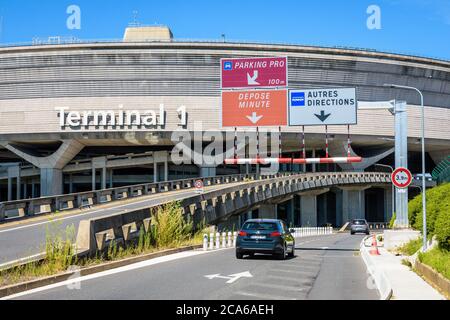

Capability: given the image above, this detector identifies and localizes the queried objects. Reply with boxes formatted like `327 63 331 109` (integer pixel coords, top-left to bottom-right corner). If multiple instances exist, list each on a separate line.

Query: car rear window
352 220 366 225
242 222 278 231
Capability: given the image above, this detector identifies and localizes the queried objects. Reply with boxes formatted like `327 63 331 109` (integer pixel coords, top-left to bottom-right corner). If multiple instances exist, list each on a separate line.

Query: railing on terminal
0 37 448 63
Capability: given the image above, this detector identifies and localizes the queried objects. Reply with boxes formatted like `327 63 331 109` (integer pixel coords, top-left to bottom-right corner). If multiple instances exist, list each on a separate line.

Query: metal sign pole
394 101 409 228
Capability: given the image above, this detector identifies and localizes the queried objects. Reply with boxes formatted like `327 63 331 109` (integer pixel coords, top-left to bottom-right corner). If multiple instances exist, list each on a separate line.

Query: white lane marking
1 248 233 300
205 271 253 284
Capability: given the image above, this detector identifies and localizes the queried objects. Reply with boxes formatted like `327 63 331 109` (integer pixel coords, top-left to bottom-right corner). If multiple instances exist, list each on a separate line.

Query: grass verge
418 247 450 281
397 237 423 256
0 202 206 288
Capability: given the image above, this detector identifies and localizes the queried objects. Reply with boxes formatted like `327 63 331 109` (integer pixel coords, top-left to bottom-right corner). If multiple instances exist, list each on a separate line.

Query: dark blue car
236 219 295 260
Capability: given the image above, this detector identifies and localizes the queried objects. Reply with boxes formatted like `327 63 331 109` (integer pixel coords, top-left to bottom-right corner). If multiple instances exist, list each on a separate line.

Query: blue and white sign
223 61 233 71
289 88 357 126
290 92 305 107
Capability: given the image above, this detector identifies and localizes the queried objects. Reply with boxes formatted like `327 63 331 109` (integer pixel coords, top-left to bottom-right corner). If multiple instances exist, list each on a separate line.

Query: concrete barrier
360 236 393 300
202 232 237 251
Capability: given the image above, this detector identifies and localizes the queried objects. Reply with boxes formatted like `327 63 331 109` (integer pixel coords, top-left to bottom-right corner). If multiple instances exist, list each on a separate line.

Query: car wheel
350 232 355 235
236 251 243 259
288 245 295 258
248 253 255 258
277 244 287 260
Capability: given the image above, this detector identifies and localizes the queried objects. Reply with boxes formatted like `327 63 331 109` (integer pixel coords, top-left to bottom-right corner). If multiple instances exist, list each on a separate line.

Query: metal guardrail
0 172 294 222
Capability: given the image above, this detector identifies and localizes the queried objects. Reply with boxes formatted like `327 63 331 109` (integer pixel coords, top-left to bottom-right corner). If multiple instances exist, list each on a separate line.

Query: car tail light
238 231 247 237
270 231 281 237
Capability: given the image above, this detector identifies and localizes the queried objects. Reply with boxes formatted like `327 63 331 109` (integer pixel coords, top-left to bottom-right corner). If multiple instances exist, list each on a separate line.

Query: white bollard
233 232 237 247
222 232 227 248
227 232 232 247
209 233 214 250
216 232 220 249
203 234 208 251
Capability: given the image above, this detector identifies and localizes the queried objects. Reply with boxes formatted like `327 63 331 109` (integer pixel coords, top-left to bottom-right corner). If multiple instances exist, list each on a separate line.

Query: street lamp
384 83 427 250
374 164 395 225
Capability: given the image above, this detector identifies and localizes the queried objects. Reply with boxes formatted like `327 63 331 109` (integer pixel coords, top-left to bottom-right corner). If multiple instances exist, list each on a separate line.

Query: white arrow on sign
246 112 263 124
205 271 253 284
247 70 259 85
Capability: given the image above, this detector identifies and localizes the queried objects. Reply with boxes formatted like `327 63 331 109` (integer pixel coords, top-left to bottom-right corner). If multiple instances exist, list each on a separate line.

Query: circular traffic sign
391 167 413 189
194 180 204 189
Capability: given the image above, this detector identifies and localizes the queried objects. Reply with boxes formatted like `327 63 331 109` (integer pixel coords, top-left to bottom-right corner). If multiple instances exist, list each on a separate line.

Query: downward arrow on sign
247 70 260 85
314 110 331 122
246 112 263 124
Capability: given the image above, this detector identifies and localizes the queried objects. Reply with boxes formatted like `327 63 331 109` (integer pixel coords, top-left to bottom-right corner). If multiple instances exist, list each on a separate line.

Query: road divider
360 236 393 300
203 232 237 251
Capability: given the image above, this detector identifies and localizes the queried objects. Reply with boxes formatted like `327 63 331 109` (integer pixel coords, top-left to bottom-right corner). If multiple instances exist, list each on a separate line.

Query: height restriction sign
391 167 413 189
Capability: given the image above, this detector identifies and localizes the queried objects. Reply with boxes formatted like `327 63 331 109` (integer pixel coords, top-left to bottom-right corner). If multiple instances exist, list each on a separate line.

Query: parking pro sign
289 88 357 126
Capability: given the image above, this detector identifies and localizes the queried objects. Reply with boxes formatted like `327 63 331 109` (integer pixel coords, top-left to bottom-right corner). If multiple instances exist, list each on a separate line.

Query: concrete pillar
16 175 21 200
31 180 36 198
69 174 73 194
101 167 107 190
298 189 329 227
40 168 63 197
164 159 169 181
335 189 343 227
91 167 96 191
109 169 114 188
23 181 27 199
259 203 277 219
340 186 371 224
153 162 158 183
287 198 295 227
312 149 316 173
7 177 12 201
394 101 409 228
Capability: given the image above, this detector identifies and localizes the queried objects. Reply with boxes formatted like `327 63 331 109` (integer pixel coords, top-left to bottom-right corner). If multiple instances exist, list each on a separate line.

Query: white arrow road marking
205 271 253 284
247 70 259 85
246 112 263 124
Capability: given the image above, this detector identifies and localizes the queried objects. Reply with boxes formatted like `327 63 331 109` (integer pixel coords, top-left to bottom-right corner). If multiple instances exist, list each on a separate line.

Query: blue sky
0 0 448 60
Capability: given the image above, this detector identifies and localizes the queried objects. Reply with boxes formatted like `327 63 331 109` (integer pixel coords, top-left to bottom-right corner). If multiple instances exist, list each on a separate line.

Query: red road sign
222 89 288 127
391 167 413 189
221 57 288 89
195 180 204 189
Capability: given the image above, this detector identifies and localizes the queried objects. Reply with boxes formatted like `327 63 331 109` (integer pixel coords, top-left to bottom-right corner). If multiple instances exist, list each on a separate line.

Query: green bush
150 202 193 248
409 183 450 238
389 212 396 229
434 207 450 250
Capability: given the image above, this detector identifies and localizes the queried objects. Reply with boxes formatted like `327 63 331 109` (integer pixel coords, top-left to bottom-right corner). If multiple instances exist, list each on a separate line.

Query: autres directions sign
289 88 357 126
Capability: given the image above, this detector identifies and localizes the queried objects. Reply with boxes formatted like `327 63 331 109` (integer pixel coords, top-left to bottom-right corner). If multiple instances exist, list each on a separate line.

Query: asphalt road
0 181 246 265
8 234 378 300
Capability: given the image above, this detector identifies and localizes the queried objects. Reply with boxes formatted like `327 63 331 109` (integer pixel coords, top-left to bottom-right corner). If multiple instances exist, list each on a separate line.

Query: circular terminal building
0 26 449 226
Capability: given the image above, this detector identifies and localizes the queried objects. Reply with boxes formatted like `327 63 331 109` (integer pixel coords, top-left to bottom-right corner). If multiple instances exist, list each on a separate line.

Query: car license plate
250 235 266 240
